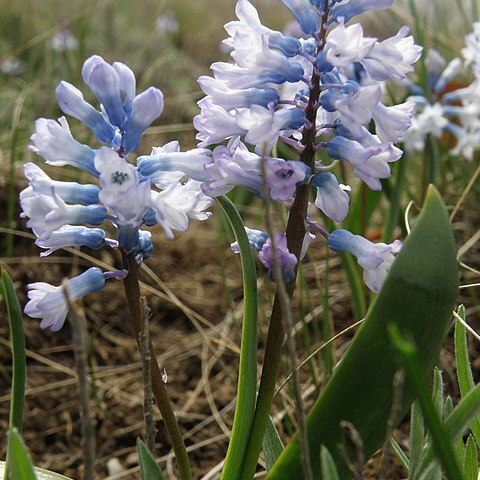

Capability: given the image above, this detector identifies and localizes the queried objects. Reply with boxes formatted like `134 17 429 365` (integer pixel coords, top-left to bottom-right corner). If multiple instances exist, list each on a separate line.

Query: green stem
239 6 331 476
217 196 258 480
121 252 192 480
239 183 312 479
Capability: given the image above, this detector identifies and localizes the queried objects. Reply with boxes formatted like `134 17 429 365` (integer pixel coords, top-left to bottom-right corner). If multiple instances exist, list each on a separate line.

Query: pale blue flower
35 225 106 256
360 27 422 81
82 55 127 129
280 0 319 34
95 147 151 251
330 0 395 24
201 141 263 197
24 162 99 205
150 180 214 240
137 142 213 184
327 229 401 292
198 76 280 110
121 86 164 153
236 104 306 153
231 226 269 253
20 184 106 240
372 100 415 143
312 172 350 222
30 117 98 176
56 81 117 145
194 100 247 147
25 267 107 331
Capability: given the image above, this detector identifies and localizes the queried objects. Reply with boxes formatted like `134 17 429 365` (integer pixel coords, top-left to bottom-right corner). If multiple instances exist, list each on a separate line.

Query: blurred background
0 1 478 479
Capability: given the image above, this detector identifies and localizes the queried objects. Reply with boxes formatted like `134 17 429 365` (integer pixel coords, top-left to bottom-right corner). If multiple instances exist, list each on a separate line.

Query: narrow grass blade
267 187 458 479
390 438 409 471
2 269 26 432
217 196 258 480
416 382 480 477
454 305 480 445
137 439 165 480
262 416 285 472
408 400 424 477
463 435 478 480
431 367 444 418
389 325 462 480
6 428 36 480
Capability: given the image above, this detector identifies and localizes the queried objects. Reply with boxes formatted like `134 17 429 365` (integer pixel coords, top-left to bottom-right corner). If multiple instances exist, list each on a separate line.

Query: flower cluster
22 55 214 330
403 22 480 160
151 0 418 287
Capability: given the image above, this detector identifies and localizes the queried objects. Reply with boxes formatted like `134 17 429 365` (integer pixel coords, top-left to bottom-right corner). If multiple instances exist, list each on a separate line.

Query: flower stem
121 251 192 480
239 8 329 478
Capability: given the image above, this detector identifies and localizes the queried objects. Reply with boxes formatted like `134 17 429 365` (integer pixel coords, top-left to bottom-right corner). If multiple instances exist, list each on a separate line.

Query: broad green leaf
5 429 36 480
454 306 480 445
320 446 340 480
0 461 72 480
262 416 284 471
463 435 478 480
137 439 165 480
267 186 458 479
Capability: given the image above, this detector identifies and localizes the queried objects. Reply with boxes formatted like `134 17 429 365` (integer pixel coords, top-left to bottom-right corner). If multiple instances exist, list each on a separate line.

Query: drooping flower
25 267 107 331
327 229 402 292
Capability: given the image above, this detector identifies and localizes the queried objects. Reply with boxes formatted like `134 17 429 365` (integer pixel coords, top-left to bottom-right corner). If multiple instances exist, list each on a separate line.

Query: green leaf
2 269 26 433
217 196 258 480
137 439 165 480
267 186 458 479
320 446 340 480
463 435 478 480
5 428 36 480
0 461 73 479
262 416 284 472
454 305 480 445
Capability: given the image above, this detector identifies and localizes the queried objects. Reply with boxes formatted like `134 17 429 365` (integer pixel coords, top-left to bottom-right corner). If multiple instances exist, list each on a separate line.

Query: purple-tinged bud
258 233 298 283
265 158 311 202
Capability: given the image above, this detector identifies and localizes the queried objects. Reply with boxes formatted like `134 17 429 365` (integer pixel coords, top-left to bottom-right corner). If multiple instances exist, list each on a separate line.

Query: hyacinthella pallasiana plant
20 0 421 478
